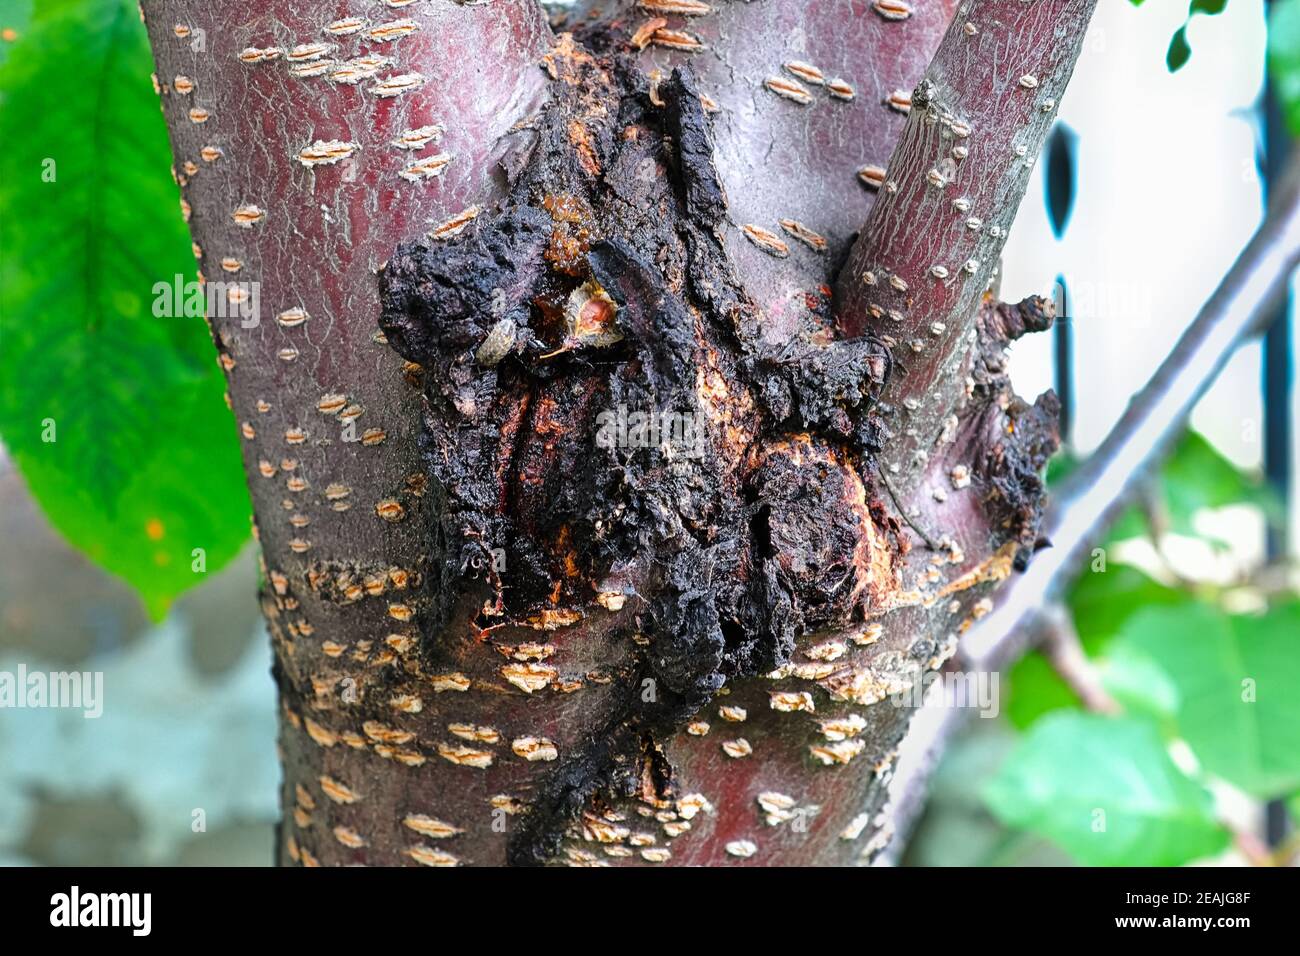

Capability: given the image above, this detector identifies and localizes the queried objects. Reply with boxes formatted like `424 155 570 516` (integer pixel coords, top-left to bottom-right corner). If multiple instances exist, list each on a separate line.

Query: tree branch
836 0 1098 488
580 0 959 341
969 153 1300 671
1039 606 1119 715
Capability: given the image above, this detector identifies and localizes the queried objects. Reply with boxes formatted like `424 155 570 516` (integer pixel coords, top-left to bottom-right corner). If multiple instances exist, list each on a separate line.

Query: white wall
1002 0 1294 556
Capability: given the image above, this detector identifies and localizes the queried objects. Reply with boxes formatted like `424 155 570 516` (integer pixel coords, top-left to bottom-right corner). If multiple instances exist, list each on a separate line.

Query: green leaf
1270 0 1300 137
1167 26 1192 72
985 713 1229 866
1005 565 1185 728
1110 602 1300 798
1006 653 1081 730
1190 0 1228 15
1098 641 1180 723
0 0 249 619
1160 431 1274 535
1071 562 1186 640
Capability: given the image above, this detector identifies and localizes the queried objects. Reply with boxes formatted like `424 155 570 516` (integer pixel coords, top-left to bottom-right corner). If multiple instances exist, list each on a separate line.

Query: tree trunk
143 0 1093 866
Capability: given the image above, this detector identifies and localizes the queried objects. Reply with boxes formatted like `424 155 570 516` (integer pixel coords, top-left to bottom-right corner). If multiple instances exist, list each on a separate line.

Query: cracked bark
144 0 1093 866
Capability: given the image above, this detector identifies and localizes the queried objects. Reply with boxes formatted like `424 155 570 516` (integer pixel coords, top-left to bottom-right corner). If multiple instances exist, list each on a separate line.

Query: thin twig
966 152 1300 672
1039 606 1120 716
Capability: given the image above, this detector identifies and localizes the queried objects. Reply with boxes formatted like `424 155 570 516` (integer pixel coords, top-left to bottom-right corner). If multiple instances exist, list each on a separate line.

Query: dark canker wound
378 32 1055 865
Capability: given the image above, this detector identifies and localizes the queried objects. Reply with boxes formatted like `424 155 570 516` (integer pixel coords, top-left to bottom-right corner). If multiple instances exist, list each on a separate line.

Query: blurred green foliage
1005 563 1183 729
1270 0 1300 135
985 713 1229 866
0 0 249 619
1009 430 1274 730
987 430 1297 866
1111 601 1300 798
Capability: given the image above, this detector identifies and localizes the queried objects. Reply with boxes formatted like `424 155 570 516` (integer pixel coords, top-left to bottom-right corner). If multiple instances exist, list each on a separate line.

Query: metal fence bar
1260 35 1294 846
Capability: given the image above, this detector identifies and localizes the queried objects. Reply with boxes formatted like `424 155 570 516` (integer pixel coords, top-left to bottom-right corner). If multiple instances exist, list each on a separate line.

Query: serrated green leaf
985 713 1229 866
1110 602 1300 798
1005 565 1186 728
1270 0 1300 137
0 0 249 619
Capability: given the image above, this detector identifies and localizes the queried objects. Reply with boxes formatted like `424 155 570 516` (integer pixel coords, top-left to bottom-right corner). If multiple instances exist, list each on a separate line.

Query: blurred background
910 0 1300 866
0 0 1296 866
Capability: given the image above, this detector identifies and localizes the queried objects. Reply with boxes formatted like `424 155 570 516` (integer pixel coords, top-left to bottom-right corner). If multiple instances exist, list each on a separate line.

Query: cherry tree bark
143 0 1094 867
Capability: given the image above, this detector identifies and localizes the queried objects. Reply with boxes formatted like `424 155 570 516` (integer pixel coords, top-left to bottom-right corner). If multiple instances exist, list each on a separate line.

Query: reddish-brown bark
143 0 1091 867
142 0 555 866
572 0 960 335
837 0 1098 486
